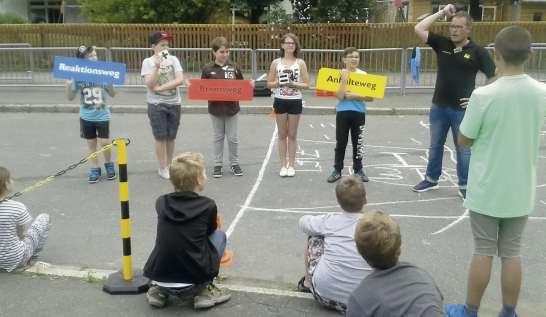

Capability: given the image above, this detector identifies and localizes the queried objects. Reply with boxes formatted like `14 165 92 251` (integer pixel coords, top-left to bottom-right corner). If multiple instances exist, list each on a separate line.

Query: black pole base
102 269 149 295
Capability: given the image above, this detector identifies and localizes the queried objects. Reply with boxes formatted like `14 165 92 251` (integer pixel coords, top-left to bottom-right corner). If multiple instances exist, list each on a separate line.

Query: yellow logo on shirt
464 53 471 59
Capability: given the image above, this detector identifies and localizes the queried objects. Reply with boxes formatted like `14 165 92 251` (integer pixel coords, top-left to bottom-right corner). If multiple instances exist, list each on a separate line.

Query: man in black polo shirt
412 4 495 198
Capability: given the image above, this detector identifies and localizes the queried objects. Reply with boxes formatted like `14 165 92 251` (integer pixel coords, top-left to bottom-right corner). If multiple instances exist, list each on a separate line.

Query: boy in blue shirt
327 47 373 183
65 45 116 183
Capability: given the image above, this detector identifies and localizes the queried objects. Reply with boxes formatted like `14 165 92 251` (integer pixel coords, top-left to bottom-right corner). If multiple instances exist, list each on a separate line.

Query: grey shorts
147 103 181 140
470 211 528 258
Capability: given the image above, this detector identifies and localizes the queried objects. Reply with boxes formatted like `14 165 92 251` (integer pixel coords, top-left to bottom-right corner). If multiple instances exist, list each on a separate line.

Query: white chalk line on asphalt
225 124 278 238
298 138 427 151
247 196 459 212
244 204 546 221
23 261 313 299
430 209 470 235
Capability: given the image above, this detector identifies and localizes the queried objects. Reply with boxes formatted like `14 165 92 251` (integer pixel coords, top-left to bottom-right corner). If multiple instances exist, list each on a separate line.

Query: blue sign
53 56 126 85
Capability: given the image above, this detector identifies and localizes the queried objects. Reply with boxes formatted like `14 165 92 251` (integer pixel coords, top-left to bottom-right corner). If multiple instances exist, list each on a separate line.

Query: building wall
520 3 546 21
0 0 28 19
410 0 546 21
409 0 431 21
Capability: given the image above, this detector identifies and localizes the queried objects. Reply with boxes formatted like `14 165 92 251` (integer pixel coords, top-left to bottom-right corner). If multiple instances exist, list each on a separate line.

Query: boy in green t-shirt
445 26 546 317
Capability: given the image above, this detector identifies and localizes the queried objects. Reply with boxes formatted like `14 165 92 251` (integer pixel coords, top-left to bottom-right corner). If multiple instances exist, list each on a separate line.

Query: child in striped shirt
0 167 50 272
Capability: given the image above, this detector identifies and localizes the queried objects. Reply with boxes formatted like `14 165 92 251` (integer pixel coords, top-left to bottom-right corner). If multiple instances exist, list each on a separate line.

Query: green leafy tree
0 13 28 24
149 0 230 23
292 0 374 23
232 0 283 23
78 0 230 23
79 0 156 23
292 0 313 23
262 3 294 24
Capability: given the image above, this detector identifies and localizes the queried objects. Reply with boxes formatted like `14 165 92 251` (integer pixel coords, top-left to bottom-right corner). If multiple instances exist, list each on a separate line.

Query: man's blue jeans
425 104 470 188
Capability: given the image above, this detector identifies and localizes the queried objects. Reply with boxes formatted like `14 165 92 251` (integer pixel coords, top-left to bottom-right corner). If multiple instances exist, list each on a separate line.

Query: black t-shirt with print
201 62 244 116
427 32 495 109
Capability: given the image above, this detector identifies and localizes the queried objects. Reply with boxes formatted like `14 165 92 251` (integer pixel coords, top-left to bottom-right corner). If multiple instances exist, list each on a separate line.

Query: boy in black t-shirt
201 37 244 178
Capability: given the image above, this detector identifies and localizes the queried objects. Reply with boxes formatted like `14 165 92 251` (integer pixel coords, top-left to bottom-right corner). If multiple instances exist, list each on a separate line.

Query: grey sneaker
327 170 342 183
354 169 369 182
146 286 167 308
213 166 223 178
193 283 231 309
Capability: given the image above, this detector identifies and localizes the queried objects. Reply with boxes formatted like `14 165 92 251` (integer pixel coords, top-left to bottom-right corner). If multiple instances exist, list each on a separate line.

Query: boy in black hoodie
143 152 231 309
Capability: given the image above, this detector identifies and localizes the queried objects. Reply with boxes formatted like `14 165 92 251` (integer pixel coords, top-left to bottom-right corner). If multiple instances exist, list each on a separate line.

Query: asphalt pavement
1 88 545 317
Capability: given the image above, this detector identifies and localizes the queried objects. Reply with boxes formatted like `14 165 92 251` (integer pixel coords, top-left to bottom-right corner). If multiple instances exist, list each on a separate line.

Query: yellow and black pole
103 138 149 294
117 138 132 280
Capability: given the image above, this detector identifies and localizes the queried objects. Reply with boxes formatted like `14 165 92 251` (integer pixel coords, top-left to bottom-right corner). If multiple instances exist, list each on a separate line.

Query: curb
0 104 431 115
24 261 313 299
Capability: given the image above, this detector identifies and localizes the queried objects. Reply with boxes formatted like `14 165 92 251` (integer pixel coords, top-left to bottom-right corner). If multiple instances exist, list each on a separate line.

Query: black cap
76 45 94 59
149 31 174 45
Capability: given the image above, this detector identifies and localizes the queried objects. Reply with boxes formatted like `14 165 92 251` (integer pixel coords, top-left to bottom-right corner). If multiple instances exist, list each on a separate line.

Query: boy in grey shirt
347 211 444 317
298 176 372 313
141 31 185 180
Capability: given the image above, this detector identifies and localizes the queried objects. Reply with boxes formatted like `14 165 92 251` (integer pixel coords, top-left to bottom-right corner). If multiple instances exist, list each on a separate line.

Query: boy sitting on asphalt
143 152 231 310
298 175 371 313
347 210 444 316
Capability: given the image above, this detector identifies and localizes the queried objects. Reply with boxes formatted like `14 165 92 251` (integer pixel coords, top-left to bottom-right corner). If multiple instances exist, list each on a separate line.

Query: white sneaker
286 166 295 177
279 167 288 177
158 167 170 179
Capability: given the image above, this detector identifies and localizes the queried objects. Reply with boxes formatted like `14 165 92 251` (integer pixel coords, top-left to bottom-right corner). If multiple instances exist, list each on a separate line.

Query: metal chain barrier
2 139 130 201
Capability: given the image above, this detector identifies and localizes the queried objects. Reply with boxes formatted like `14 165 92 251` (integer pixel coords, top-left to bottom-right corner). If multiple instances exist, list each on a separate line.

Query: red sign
188 79 254 101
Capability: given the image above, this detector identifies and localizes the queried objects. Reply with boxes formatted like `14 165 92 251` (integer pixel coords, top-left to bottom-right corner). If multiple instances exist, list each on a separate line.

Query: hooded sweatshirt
143 191 220 284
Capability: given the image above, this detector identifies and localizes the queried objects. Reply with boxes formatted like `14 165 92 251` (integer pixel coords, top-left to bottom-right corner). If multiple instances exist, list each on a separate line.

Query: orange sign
188 79 254 101
316 89 334 97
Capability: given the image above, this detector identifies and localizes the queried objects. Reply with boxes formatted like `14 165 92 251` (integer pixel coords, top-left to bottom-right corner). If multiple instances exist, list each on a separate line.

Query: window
29 0 63 23
481 6 496 21
533 12 543 21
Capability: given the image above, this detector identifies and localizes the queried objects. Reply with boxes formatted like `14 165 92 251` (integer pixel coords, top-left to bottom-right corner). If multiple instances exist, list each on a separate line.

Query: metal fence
108 47 255 85
1 45 545 93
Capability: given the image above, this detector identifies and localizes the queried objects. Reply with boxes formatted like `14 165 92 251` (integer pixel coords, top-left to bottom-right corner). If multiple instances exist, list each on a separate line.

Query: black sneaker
412 180 439 192
458 188 467 199
230 165 243 176
213 166 223 178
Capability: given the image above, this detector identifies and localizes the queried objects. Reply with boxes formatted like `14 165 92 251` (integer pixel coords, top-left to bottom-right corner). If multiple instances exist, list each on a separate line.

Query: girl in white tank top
266 33 310 178
273 59 303 100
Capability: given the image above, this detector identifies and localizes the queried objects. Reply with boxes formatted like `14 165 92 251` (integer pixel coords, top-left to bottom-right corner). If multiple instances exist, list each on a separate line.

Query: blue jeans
209 229 227 259
425 104 470 187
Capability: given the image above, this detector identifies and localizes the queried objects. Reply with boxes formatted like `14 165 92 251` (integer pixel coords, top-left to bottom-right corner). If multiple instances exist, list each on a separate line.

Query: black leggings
334 111 366 172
